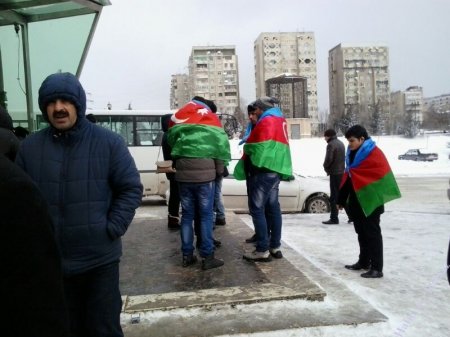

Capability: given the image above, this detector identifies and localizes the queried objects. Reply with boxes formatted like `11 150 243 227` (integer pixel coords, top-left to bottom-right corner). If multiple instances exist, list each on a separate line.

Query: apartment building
328 43 390 132
423 93 450 112
254 32 318 122
170 74 190 109
188 46 240 115
391 86 424 133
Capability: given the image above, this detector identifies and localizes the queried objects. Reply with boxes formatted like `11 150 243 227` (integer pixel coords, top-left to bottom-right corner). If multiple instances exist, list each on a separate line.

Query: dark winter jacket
323 136 345 175
15 73 143 276
16 119 143 275
0 154 69 336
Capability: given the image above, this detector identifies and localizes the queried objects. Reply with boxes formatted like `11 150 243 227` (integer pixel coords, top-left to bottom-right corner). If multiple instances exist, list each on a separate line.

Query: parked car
398 149 439 162
221 173 330 213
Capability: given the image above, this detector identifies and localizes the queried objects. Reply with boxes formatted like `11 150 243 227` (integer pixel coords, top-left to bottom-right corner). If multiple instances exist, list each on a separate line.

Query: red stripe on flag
247 116 289 145
351 147 392 191
170 101 222 127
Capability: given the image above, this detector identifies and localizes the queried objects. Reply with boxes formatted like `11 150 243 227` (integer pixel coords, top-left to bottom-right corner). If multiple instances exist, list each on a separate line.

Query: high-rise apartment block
170 74 190 109
328 43 390 132
188 46 240 114
391 86 424 134
254 32 318 121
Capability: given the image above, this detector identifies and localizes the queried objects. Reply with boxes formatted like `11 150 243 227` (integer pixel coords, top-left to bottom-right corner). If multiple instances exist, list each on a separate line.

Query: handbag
155 144 176 174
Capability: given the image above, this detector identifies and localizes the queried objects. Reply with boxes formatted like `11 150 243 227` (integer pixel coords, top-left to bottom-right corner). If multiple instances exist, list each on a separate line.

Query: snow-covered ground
229 132 450 178
131 134 450 337
224 133 450 337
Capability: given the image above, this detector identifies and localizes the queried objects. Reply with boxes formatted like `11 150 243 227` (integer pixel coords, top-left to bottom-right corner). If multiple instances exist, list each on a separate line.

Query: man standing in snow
337 125 401 278
322 128 346 225
234 97 292 261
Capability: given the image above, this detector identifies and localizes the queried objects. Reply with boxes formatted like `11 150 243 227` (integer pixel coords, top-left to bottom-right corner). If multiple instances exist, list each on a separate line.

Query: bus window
96 115 134 146
135 116 162 146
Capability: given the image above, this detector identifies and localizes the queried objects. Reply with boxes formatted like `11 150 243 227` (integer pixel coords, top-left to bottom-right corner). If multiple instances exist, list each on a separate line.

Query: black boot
182 254 197 267
202 254 224 270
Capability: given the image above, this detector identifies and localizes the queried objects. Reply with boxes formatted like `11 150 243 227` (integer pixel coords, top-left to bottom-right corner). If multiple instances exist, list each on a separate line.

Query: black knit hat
192 96 217 113
324 129 336 137
252 96 279 111
38 72 86 121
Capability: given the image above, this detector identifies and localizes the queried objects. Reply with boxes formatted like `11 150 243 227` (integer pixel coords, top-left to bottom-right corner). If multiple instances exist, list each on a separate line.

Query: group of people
1 71 404 336
163 95 294 267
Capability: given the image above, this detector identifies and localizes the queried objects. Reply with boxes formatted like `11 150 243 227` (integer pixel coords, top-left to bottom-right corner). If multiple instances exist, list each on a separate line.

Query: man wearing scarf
338 125 401 278
168 98 231 270
235 97 292 262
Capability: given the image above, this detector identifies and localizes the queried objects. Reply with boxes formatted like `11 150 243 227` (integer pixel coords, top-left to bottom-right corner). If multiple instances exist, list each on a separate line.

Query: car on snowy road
221 172 330 213
398 149 439 162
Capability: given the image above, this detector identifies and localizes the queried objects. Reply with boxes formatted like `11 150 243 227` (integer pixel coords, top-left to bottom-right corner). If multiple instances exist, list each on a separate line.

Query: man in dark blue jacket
16 72 143 337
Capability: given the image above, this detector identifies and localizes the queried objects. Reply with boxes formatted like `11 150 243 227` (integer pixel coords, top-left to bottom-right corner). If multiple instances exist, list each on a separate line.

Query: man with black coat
322 128 346 225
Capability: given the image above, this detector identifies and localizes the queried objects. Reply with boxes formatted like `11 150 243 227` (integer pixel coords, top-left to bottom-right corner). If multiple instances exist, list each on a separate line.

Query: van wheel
305 195 330 213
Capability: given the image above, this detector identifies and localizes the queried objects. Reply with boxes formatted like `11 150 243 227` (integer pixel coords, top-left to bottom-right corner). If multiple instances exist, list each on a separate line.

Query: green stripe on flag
234 140 292 180
356 171 401 216
168 124 231 164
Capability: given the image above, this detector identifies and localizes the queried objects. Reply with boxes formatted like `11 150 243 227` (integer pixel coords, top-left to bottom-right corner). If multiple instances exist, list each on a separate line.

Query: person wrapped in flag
235 97 293 262
337 125 401 278
168 97 231 270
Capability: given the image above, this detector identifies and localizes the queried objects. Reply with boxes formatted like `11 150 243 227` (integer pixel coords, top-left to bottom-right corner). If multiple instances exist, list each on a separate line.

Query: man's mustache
52 110 69 118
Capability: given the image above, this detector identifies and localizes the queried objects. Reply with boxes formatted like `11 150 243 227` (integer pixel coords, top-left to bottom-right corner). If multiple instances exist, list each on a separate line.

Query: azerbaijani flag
342 138 401 216
167 100 231 164
234 107 292 180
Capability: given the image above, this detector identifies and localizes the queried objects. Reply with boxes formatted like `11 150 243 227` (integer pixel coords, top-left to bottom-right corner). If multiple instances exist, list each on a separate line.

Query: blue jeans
63 262 123 337
247 172 282 252
179 181 215 257
214 176 225 221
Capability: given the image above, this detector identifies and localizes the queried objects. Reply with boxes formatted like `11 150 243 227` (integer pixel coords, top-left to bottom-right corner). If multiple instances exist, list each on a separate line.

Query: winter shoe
269 248 283 259
168 215 180 230
215 218 226 226
361 269 383 278
243 250 272 262
182 254 197 267
201 254 224 270
322 219 339 225
345 262 371 270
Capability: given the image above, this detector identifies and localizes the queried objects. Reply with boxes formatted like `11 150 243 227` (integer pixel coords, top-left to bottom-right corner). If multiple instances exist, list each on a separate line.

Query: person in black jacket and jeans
322 129 346 225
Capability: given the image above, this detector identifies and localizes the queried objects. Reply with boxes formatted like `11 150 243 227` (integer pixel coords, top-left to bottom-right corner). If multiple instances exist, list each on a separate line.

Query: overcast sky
80 0 450 111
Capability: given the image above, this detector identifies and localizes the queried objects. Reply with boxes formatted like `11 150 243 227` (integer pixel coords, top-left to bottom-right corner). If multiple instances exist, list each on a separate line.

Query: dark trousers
63 262 123 337
329 174 342 222
168 177 180 217
353 213 383 272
